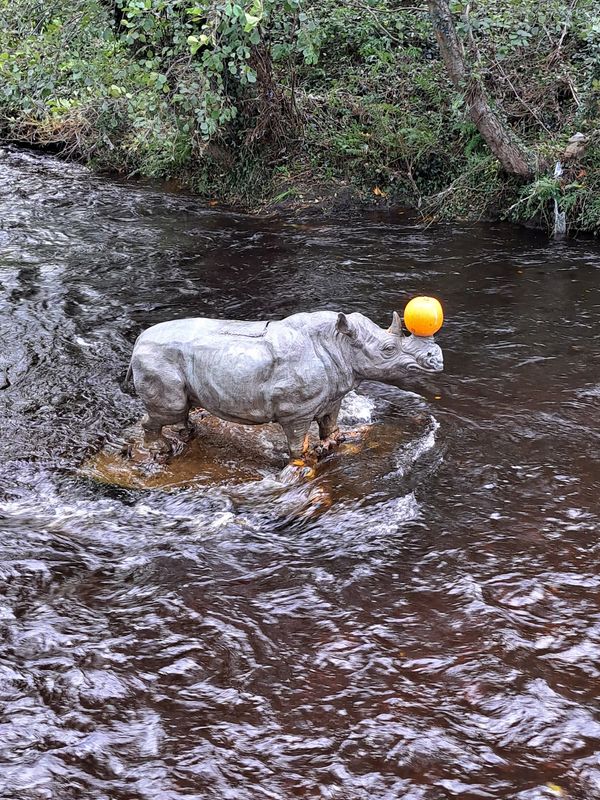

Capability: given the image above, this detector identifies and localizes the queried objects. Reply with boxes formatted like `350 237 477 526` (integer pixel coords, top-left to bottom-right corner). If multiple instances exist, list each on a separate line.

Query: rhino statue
128 310 443 461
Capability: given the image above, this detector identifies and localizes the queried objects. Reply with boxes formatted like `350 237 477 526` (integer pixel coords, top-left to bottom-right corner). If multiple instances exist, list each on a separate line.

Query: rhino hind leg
172 421 195 442
141 414 171 453
135 365 190 452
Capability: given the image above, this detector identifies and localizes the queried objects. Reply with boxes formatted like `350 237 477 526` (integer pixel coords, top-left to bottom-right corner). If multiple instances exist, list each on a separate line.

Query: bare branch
427 0 537 177
493 58 552 134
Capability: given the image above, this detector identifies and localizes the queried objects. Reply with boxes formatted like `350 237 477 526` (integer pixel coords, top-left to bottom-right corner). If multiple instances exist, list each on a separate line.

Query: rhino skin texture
129 310 444 460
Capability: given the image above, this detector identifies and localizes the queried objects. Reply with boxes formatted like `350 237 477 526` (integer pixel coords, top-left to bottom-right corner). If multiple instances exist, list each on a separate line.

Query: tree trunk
99 0 124 30
427 0 537 178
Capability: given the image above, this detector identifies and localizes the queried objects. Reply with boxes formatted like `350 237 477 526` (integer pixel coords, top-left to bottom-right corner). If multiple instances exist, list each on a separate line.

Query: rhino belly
184 343 277 424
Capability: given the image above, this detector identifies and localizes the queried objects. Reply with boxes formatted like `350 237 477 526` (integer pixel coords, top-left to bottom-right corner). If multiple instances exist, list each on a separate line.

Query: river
1 147 599 800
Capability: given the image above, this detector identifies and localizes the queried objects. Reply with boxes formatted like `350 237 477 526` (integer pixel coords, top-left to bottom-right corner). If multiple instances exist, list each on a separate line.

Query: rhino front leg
317 400 342 445
280 418 312 463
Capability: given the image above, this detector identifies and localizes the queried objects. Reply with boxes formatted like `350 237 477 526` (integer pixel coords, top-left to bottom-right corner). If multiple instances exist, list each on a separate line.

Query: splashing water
1 148 600 800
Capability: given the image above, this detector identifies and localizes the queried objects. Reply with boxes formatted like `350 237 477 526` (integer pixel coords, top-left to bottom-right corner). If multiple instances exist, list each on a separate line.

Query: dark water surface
1 148 599 800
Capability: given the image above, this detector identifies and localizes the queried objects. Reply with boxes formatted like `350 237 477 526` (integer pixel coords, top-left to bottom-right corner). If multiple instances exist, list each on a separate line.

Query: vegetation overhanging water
2 0 600 233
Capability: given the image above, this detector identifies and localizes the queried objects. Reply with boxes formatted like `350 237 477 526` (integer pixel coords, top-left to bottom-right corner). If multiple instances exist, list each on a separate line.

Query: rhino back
137 317 269 345
133 312 354 425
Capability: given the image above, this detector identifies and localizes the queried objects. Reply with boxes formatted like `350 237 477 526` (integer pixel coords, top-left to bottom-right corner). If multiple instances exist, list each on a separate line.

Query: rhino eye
382 342 396 355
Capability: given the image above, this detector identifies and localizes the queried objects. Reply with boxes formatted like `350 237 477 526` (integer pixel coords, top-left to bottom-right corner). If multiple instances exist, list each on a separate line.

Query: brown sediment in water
80 413 375 492
80 414 288 490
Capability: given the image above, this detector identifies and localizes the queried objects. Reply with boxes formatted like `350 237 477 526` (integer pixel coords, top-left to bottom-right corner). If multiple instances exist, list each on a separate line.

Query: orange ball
403 296 444 337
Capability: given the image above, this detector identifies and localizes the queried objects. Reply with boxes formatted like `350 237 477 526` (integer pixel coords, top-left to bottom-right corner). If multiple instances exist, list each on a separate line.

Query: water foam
338 391 376 425
576 384 600 400
393 415 440 478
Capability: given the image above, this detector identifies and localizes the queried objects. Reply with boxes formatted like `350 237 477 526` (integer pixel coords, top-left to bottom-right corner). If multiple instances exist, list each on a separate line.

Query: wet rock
563 132 588 159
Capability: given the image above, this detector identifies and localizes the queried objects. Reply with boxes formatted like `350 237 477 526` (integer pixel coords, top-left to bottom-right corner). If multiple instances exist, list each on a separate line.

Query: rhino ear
337 312 356 340
388 311 402 336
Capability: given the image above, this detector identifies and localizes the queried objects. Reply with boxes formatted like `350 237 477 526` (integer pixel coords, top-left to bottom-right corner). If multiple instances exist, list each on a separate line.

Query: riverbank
2 1 599 234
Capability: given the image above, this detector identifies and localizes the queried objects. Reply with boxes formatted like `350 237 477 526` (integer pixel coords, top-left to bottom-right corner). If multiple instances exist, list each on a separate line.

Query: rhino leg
317 400 342 444
280 418 312 462
172 420 195 442
141 414 171 454
135 363 190 453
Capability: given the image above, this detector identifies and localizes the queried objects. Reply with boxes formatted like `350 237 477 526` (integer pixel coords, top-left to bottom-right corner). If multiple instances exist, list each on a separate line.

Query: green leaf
187 34 201 54
243 12 260 31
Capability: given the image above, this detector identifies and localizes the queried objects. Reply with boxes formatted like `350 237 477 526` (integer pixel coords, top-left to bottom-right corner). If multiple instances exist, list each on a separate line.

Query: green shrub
1 0 599 230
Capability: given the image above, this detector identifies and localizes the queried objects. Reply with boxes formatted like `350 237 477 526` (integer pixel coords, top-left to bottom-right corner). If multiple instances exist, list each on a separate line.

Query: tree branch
427 0 538 178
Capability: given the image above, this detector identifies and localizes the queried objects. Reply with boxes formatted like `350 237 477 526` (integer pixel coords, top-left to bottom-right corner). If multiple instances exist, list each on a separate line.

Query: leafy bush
0 0 313 176
1 0 599 231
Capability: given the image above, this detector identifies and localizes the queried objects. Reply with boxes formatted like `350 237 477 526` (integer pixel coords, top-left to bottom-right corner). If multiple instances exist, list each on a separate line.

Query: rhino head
387 310 443 373
337 310 444 382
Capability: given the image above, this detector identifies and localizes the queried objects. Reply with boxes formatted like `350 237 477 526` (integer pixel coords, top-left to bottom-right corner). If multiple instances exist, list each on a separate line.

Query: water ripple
0 147 599 799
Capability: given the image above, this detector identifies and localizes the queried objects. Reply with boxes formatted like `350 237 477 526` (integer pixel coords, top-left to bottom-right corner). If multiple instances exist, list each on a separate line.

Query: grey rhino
129 310 443 461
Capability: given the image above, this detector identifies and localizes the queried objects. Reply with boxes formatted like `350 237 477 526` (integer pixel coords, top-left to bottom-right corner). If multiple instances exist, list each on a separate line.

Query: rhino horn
388 311 402 336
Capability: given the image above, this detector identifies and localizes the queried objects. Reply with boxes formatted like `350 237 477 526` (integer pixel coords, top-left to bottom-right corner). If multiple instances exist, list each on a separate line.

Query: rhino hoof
149 438 172 458
315 437 340 458
175 425 194 443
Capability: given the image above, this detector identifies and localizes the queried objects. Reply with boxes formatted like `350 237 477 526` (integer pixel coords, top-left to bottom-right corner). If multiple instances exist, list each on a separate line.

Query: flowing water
1 147 599 800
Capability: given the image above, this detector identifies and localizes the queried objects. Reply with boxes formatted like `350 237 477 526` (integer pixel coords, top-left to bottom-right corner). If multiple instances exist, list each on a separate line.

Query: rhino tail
124 334 141 386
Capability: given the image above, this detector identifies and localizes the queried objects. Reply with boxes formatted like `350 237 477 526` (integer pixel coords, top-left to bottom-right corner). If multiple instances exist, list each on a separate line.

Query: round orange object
403 296 444 337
